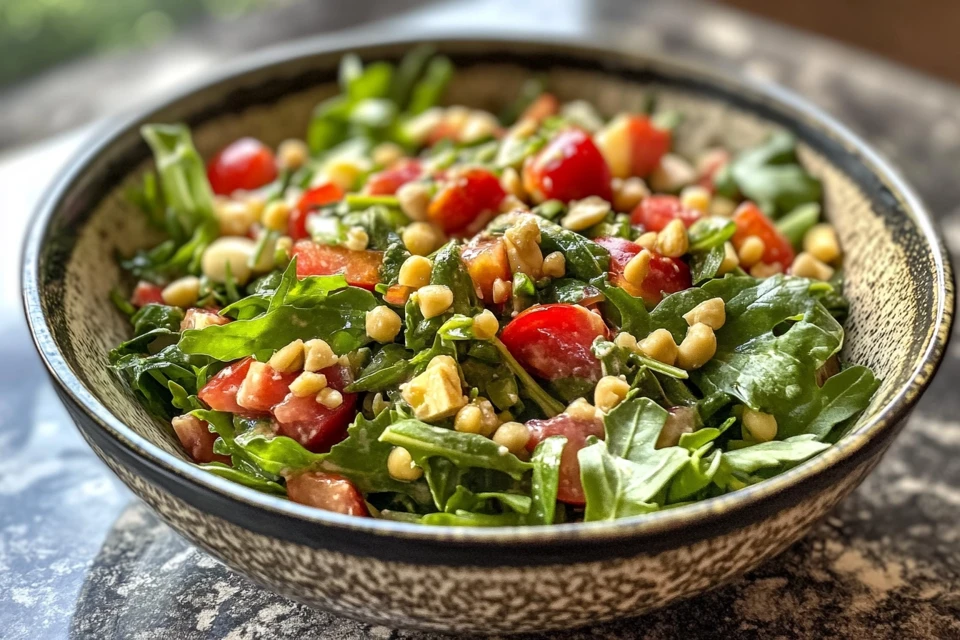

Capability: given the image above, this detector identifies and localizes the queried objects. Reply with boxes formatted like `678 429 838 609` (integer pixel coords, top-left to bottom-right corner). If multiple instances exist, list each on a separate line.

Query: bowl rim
21 30 955 549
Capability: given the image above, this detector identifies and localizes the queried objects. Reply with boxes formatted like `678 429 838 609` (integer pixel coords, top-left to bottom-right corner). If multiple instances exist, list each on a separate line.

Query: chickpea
161 276 200 308
541 251 566 278
738 236 765 268
791 251 835 281
492 422 531 455
387 447 423 481
277 139 309 171
397 182 431 222
676 323 717 370
262 201 291 232
454 404 483 434
638 328 679 366
317 387 344 409
472 310 500 340
398 255 433 289
679 185 711 214
803 223 841 264
614 331 639 352
303 339 338 372
564 398 600 421
201 236 256 284
682 298 725 330
344 226 370 251
402 222 444 256
365 306 403 343
742 408 777 443
372 142 404 167
417 285 454 319
594 375 630 412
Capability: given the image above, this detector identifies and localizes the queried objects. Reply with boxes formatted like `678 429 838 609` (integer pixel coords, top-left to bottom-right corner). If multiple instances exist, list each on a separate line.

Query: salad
110 48 880 526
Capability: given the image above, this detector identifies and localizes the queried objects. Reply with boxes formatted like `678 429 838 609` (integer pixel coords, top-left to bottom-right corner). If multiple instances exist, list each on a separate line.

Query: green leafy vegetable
725 132 822 217
528 436 565 525
805 365 879 439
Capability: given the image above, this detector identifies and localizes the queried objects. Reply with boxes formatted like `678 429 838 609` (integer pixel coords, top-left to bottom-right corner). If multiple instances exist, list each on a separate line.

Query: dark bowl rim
21 30 955 547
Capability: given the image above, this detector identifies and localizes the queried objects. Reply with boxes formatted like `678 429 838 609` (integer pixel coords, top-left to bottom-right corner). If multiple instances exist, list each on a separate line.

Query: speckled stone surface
3 0 960 638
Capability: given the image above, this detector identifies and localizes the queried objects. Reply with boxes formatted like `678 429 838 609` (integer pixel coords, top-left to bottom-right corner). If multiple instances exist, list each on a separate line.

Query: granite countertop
2 1 959 638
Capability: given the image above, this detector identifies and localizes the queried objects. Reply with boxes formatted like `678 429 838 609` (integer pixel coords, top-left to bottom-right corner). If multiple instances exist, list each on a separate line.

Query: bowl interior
27 38 950 533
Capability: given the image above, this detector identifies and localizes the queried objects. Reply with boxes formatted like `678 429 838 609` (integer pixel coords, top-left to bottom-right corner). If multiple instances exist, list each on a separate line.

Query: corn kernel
738 235 765 268
277 139 309 171
683 298 725 330
656 219 690 258
304 339 338 372
317 387 343 409
387 446 423 481
290 371 328 397
398 255 433 289
594 375 630 412
680 185 711 213
402 222 444 256
561 196 611 231
541 251 566 278
803 223 841 264
365 306 402 343
417 285 453 319
742 408 777 443
268 340 305 373
638 328 678 366
677 323 717 370
623 249 652 287
472 310 500 340
492 422 531 454
161 276 201 308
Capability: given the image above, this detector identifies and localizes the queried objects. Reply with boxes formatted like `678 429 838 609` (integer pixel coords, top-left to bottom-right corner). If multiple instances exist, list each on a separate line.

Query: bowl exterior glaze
24 35 953 634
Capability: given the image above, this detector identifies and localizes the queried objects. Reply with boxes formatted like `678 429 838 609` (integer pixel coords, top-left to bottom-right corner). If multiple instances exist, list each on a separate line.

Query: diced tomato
500 304 608 382
131 281 164 307
172 414 230 464
364 159 423 195
594 237 691 305
630 195 702 232
199 357 257 414
461 236 511 301
525 413 604 505
383 284 413 306
273 365 357 452
291 240 382 290
519 93 559 124
731 201 795 267
180 308 230 331
522 128 613 203
427 168 505 234
206 137 278 196
627 116 672 178
286 472 369 516
288 183 345 241
235 361 299 413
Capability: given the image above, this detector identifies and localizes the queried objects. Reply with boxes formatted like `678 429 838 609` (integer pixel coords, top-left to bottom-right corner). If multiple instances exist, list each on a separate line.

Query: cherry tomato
630 195 702 232
180 308 230 331
628 116 672 178
594 237 691 305
461 236 511 302
273 365 357 452
199 357 257 414
288 183 345 241
235 362 299 413
522 129 613 203
500 304 608 382
731 201 795 267
364 159 423 196
427 168 505 234
519 93 559 124
172 414 230 464
286 472 369 516
291 240 382 290
131 281 164 307
525 413 604 505
206 137 277 196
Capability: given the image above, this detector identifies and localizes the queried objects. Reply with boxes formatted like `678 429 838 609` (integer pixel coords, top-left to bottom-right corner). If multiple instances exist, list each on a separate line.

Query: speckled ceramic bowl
22 34 954 634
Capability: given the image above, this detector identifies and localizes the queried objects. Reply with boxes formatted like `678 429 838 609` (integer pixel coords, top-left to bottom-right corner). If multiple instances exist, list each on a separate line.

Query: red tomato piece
628 116 672 178
206 137 278 196
383 284 413 307
630 195 702 232
519 93 559 124
288 183 345 241
731 201 796 267
172 414 230 464
235 361 299 413
427 168 505 234
525 413 604 505
461 236 511 301
594 237 691 305
500 304 608 382
199 357 256 414
522 128 613 203
131 281 164 307
364 159 423 195
180 308 230 331
286 472 368 516
273 365 357 453
291 240 382 290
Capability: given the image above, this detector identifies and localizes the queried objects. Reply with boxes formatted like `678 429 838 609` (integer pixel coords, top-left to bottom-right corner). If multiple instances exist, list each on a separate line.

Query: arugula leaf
726 132 822 217
179 287 376 361
540 278 603 305
198 462 287 495
491 337 565 417
379 420 533 480
444 485 532 515
805 365 879 439
321 411 432 504
111 345 213 420
528 436 565 525
719 435 830 477
604 396 672 457
667 448 722 503
347 343 415 392
598 279 650 335
689 244 725 284
534 218 609 281
232 432 324 476
390 44 436 108
194 410 282 485
776 203 821 249
687 217 736 252
407 56 453 115
419 511 525 527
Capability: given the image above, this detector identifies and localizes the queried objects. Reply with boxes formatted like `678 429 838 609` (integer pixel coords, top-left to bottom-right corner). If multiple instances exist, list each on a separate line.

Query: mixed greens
110 48 879 526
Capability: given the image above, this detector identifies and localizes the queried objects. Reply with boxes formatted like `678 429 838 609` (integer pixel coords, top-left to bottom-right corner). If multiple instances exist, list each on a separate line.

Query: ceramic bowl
22 34 954 634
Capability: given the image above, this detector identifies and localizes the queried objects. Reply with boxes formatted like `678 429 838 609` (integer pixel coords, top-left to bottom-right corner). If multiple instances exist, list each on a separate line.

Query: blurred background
2 0 959 153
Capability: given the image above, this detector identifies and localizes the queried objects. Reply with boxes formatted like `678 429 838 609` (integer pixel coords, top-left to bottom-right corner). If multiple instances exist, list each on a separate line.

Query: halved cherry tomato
288 183 345 241
594 237 692 305
428 168 505 234
286 471 368 516
520 93 559 124
180 308 230 331
461 236 511 301
522 129 612 203
525 413 604 505
628 116 672 178
731 201 795 267
131 281 164 307
364 159 423 196
172 415 230 464
206 137 277 196
235 362 299 413
291 240 382 290
630 195 702 232
500 304 608 382
273 365 357 452
199 357 257 414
